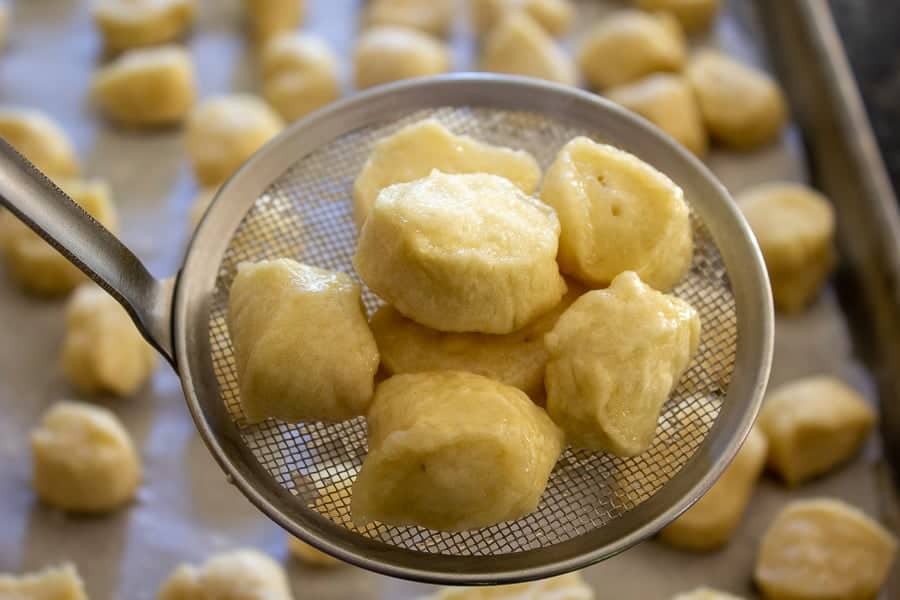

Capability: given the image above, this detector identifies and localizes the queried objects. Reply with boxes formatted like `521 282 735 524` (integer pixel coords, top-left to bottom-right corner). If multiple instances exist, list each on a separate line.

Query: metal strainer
0 75 772 585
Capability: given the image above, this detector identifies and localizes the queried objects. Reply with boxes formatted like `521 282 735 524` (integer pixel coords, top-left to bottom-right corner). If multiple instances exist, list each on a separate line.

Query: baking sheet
0 0 895 598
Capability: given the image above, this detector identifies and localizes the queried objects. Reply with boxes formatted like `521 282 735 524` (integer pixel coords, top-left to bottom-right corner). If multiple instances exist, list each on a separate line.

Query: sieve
0 75 772 585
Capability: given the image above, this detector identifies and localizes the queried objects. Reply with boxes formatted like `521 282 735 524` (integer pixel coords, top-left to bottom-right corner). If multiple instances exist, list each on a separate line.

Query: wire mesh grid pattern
206 107 738 556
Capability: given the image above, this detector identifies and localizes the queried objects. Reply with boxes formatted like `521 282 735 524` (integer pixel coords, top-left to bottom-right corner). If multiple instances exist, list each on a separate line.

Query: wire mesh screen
206 107 737 556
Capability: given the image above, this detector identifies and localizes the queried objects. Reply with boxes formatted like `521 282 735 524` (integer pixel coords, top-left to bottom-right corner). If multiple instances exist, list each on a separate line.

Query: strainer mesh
207 107 737 556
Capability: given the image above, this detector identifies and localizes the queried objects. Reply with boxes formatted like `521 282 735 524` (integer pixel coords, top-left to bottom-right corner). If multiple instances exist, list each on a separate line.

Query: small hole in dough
611 203 622 217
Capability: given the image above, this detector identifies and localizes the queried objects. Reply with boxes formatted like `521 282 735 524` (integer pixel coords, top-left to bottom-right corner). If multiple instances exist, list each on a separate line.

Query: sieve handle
0 139 175 366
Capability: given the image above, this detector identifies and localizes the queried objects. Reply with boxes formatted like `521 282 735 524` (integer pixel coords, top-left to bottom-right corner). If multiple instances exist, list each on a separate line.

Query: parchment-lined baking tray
0 0 896 598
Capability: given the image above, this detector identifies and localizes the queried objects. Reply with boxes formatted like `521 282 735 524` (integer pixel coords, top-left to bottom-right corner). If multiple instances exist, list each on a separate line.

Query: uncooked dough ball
31 401 141 513
353 118 541 227
228 259 380 423
471 0 575 37
62 284 158 396
352 371 563 531
288 535 341 568
758 376 875 486
353 26 450 91
93 0 195 52
672 588 744 600
354 170 566 334
242 0 304 42
371 282 584 401
480 12 577 86
755 499 897 600
635 0 720 33
91 45 195 128
737 182 835 313
545 271 700 455
541 136 693 290
577 10 686 90
0 107 80 181
364 0 456 37
261 32 340 122
606 73 707 157
0 179 118 296
658 425 767 550
426 572 594 599
686 50 787 149
185 94 283 185
158 549 292 600
0 564 87 600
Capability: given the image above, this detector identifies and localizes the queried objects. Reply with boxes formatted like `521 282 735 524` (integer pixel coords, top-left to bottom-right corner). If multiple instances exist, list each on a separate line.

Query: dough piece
261 33 340 122
185 95 283 185
189 187 216 229
0 179 118 296
541 136 693 290
606 73 707 157
634 0 720 33
353 26 451 91
288 536 341 568
353 118 541 227
424 572 594 599
545 271 700 455
0 107 80 180
228 259 379 423
737 182 835 313
479 12 577 86
158 549 293 600
755 498 897 600
92 45 195 128
686 50 787 149
672 588 744 600
93 0 195 52
364 0 456 37
31 401 141 513
370 282 584 401
658 425 767 550
62 284 158 396
577 10 686 90
758 376 875 486
242 0 304 42
471 0 575 37
0 564 87 600
354 170 566 334
352 371 563 531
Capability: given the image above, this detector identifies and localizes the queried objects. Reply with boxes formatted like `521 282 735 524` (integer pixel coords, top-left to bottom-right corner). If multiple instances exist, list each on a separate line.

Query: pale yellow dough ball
758 376 875 486
545 271 700 455
352 371 563 531
755 499 897 600
364 0 456 37
425 572 594 599
471 0 575 37
261 33 340 123
354 170 566 334
686 50 787 149
0 564 87 600
185 94 284 186
353 27 450 90
31 401 141 513
92 45 196 127
634 0 720 33
158 549 292 600
737 182 835 313
606 73 708 157
578 10 686 90
93 0 195 52
188 187 217 229
0 107 80 181
228 259 380 423
0 179 118 296
287 535 341 568
353 118 541 227
541 136 693 290
480 12 577 86
242 0 304 42
672 588 744 600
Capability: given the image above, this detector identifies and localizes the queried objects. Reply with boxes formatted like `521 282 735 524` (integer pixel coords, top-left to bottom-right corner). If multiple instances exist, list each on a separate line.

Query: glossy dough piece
352 371 563 531
686 50 787 149
158 549 293 600
606 73 708 157
634 0 720 33
672 588 744 600
0 564 87 600
288 535 341 568
471 0 575 37
93 0 195 51
544 271 700 455
92 45 196 127
261 33 340 122
738 182 835 313
242 0 304 42
353 119 541 227
0 107 80 180
479 12 577 86
354 170 566 334
31 401 141 513
758 376 875 486
426 572 594 599
541 136 693 290
228 259 380 423
353 27 450 90
578 10 686 90
754 499 897 600
364 0 456 37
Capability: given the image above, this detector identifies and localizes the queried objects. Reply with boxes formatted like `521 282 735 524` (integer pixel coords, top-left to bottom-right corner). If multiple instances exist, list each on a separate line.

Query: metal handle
0 139 175 366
